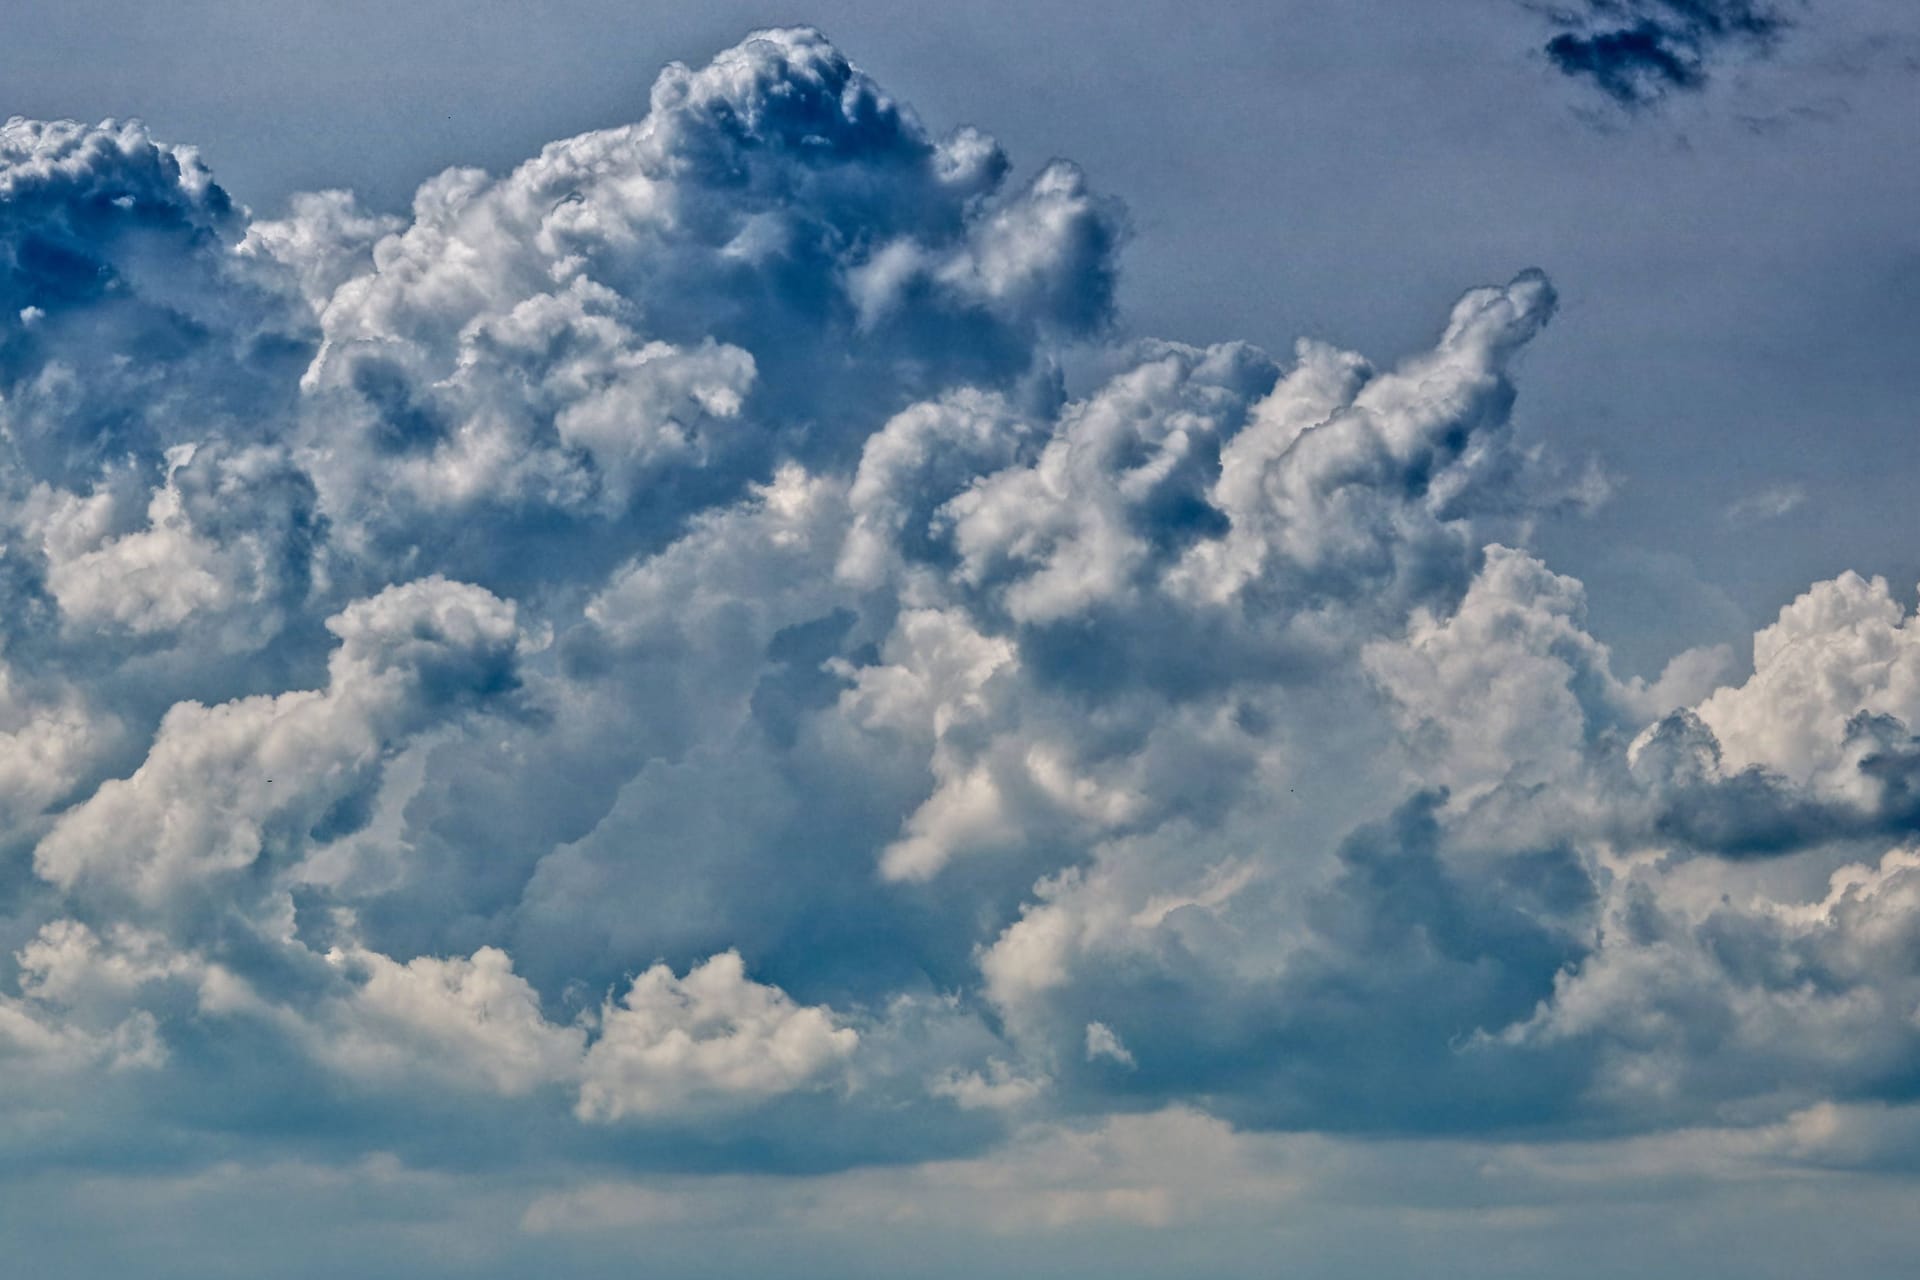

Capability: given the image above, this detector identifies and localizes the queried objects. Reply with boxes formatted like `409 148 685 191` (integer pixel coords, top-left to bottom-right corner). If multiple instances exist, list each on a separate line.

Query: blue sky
1 5 1919 1276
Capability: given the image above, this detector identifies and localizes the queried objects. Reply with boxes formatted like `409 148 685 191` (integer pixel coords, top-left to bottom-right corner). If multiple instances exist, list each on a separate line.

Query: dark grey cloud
0 119 313 484
1629 707 1920 857
1541 1 1794 104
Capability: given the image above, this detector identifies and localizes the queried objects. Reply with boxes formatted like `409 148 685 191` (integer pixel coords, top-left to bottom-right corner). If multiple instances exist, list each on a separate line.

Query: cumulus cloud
259 26 1120 593
1497 841 1920 1119
1694 571 1920 784
0 657 119 830
929 1058 1050 1110
1364 544 1629 802
0 920 172 1073
318 942 585 1096
5 22 1920 1222
0 117 310 481
33 575 525 914
577 950 858 1121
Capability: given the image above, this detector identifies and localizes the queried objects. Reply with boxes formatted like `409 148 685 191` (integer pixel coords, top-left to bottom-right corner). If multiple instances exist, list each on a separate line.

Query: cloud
1540 1 1794 105
929 1058 1050 1110
317 943 585 1097
0 920 171 1074
1364 544 1629 802
0 656 120 831
1495 842 1920 1120
0 118 311 484
1084 1021 1135 1067
262 26 1120 594
1695 570 1920 784
6 24 1920 1252
577 950 858 1121
33 575 525 913
1723 482 1805 524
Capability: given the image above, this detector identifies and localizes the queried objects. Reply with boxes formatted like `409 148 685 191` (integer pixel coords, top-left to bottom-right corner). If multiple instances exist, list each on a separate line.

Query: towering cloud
2 26 1916 1239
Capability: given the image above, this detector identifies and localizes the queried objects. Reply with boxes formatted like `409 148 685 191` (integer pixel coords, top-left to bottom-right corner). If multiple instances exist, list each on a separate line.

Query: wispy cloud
1724 482 1808 523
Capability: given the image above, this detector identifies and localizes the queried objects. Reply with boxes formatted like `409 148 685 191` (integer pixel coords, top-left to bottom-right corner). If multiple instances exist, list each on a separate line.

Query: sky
1 3 1918 1276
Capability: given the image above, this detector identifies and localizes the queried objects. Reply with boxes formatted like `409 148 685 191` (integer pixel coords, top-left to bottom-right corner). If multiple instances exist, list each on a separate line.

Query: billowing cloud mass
1540 1 1793 105
2 22 1918 1271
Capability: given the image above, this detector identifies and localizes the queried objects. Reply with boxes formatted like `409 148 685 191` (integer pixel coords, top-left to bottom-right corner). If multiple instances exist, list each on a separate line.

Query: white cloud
0 660 120 829
0 920 192 1074
929 1058 1050 1110
33 576 524 908
1084 1021 1135 1067
577 951 858 1121
1724 483 1806 525
318 943 585 1096
1694 571 1920 787
1365 544 1626 801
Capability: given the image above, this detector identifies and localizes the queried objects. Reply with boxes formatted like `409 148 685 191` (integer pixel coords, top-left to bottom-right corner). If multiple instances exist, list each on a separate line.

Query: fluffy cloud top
578 950 858 1121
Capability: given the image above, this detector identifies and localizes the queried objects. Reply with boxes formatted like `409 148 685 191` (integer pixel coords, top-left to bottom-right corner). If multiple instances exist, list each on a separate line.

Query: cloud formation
3 26 1918 1259
1541 1 1794 105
